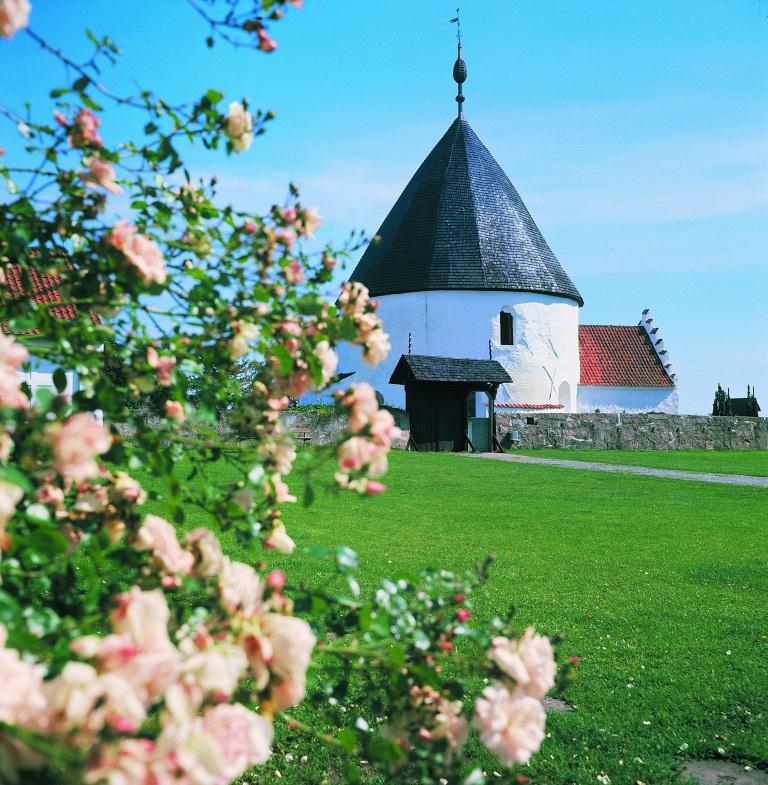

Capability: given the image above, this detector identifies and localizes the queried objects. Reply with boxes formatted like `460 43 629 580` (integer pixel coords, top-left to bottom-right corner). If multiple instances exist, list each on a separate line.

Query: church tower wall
336 289 580 412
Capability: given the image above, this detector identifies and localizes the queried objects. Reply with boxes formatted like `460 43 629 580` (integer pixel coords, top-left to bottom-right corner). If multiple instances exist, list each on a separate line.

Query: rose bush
0 2 576 784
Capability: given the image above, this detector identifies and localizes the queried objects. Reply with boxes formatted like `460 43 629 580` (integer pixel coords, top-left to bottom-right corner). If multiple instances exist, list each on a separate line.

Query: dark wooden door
406 383 467 451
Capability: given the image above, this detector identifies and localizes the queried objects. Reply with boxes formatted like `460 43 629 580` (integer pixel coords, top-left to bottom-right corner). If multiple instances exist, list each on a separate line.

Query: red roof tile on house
579 325 674 388
1 263 98 331
493 402 564 410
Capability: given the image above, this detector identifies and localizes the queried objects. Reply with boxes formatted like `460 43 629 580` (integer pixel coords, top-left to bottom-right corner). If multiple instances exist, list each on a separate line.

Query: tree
0 3 573 784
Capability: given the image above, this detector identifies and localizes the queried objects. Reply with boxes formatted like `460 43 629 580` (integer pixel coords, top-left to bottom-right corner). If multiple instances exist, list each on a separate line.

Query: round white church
330 46 678 430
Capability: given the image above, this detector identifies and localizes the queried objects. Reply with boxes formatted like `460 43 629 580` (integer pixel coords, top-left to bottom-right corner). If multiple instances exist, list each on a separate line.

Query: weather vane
450 8 461 44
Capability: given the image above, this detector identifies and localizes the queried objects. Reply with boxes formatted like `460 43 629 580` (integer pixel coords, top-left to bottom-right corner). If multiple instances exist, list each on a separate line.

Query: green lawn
515 448 768 477
137 450 768 785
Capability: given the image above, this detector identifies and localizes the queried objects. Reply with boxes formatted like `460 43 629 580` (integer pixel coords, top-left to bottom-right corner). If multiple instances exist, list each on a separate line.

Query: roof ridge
580 323 643 329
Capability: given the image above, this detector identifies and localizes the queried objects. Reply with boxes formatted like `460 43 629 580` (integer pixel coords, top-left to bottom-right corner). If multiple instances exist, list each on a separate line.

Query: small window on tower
500 311 514 345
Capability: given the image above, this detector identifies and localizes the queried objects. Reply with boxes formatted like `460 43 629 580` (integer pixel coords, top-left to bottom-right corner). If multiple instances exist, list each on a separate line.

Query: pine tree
725 389 732 416
712 383 729 416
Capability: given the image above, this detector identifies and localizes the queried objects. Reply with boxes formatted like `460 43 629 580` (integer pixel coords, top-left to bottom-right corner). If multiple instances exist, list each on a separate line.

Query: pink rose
370 408 399 448
244 221 257 234
288 368 312 398
44 662 115 733
265 570 285 592
337 436 375 471
0 624 47 729
226 101 254 153
0 430 12 463
0 0 30 39
279 206 298 223
342 382 379 432
365 480 387 495
164 400 185 422
260 614 315 710
69 108 103 148
314 340 338 387
0 334 29 408
300 207 322 239
432 698 469 750
265 522 295 554
49 413 112 483
256 28 278 52
263 473 297 505
218 558 264 616
0 479 22 529
146 346 175 385
201 703 273 781
135 514 194 577
84 739 158 785
37 482 64 506
113 647 180 707
473 682 546 766
107 220 167 285
284 260 304 285
182 642 248 700
92 673 147 733
275 228 296 249
82 156 122 194
489 628 556 699
111 471 147 505
363 328 391 367
0 333 28 368
112 587 174 651
186 527 224 578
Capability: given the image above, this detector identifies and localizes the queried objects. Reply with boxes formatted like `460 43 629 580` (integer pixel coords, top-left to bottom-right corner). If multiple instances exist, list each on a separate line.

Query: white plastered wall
577 385 679 414
332 290 581 412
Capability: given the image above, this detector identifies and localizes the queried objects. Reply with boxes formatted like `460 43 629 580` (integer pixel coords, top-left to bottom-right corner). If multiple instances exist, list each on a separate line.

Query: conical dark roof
350 116 583 305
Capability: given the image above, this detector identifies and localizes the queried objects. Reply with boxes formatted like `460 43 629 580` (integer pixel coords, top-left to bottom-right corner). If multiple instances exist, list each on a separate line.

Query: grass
137 450 768 785
514 448 768 477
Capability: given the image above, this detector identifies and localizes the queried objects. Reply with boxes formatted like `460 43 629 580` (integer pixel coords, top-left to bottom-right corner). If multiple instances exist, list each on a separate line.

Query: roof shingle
350 116 583 305
579 325 674 388
390 354 512 385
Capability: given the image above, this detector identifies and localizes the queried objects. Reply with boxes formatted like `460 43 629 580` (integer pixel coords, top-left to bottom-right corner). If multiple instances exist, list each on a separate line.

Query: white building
328 46 678 427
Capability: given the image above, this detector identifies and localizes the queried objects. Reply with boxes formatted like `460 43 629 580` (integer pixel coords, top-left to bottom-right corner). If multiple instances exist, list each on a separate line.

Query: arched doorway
558 381 571 411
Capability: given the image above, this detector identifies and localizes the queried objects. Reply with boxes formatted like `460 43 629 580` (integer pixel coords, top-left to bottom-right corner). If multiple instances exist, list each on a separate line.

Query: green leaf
388 644 406 667
81 93 103 112
26 528 68 558
343 761 361 784
337 728 357 754
0 465 32 493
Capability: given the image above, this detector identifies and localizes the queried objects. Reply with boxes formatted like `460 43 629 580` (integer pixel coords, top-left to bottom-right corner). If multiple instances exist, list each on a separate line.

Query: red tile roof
493 402 565 410
1 262 98 332
3 264 79 321
579 325 674 388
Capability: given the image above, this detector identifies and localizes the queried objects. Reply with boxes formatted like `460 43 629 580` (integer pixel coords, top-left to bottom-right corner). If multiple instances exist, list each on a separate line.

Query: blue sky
2 0 767 413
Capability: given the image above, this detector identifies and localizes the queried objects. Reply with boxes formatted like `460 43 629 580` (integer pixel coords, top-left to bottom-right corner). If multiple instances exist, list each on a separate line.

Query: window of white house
500 311 513 345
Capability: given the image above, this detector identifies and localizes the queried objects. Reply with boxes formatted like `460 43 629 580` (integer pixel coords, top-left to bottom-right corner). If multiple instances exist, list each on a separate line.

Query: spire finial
451 9 466 116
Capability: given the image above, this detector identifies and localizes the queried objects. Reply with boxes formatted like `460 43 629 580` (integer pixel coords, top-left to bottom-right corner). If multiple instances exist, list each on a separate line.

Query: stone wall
280 408 411 448
495 412 768 451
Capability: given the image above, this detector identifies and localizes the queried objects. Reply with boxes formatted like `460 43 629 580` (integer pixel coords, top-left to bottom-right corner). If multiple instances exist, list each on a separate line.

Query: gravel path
470 452 768 488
